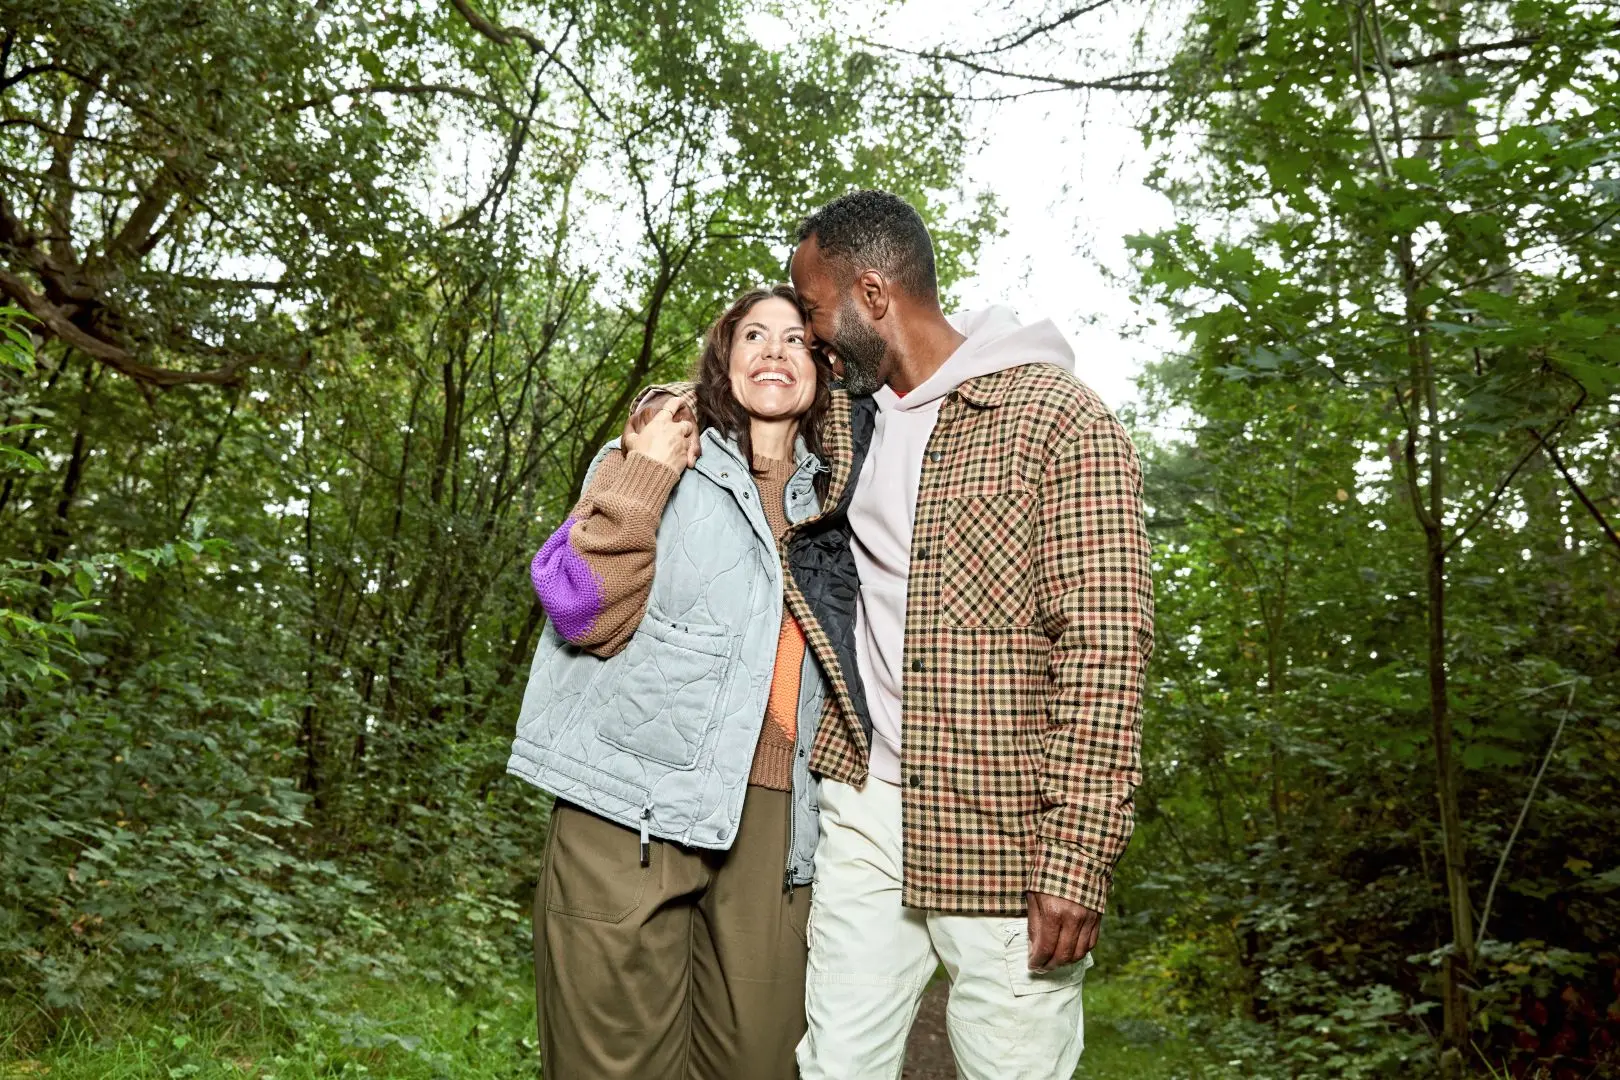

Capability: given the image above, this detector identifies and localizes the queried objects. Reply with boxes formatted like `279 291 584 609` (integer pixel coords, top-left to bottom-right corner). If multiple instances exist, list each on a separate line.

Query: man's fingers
626 392 675 438
1026 899 1056 972
1027 893 1104 970
654 397 695 423
1077 916 1101 963
1048 913 1082 971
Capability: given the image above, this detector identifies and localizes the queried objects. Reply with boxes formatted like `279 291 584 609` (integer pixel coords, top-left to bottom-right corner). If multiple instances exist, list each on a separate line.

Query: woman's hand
623 399 698 473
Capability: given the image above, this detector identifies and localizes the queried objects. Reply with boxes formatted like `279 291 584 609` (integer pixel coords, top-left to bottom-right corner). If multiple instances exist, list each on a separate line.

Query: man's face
790 237 888 396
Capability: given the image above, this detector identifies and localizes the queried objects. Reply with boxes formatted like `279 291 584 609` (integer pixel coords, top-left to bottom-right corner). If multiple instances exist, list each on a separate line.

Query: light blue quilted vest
508 428 827 885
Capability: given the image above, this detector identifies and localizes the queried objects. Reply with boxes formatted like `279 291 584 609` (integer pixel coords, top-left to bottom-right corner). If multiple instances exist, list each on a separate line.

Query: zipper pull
639 805 651 868
783 867 794 900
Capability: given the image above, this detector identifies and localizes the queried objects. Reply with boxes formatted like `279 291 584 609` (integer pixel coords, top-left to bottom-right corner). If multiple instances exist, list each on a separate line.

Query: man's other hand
1026 892 1100 972
625 392 699 468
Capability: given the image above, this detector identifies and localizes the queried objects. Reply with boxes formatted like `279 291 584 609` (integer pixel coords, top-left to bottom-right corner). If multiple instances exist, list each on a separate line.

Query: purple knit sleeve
530 518 605 643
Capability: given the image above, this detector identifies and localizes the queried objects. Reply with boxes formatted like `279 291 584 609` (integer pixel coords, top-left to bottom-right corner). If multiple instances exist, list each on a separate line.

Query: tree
0 0 994 1022
1121 0 1619 1072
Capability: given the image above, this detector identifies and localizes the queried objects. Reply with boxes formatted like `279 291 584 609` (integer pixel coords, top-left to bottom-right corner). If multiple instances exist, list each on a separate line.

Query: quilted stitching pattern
619 375 1155 915
508 431 795 852
589 619 734 768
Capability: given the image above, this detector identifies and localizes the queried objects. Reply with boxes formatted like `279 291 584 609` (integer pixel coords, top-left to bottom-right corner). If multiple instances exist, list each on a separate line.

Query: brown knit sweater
552 448 804 791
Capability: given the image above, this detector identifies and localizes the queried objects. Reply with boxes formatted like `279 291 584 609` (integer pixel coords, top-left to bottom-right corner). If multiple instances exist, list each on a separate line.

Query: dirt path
901 979 958 1079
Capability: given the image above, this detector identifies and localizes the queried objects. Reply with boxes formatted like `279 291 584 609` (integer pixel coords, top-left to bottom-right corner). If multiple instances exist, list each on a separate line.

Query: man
638 190 1153 1078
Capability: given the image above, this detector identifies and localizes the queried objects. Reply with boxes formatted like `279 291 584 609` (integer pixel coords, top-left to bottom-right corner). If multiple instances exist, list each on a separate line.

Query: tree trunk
1426 514 1473 1076
1405 271 1474 1076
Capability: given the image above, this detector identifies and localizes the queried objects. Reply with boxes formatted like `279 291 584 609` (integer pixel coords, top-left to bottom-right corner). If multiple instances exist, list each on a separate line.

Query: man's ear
859 269 890 321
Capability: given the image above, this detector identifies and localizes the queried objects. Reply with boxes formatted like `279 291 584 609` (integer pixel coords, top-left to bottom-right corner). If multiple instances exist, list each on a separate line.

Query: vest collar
695 426 824 481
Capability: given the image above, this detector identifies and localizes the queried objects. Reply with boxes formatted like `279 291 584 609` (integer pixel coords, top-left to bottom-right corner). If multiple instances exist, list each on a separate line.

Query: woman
509 284 834 1080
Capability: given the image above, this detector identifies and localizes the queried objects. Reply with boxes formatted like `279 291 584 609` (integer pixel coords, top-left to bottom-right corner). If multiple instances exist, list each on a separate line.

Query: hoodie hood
875 305 1075 414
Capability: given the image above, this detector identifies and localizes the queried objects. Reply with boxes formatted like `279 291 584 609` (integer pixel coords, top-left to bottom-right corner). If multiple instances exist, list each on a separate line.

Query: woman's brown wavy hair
693 283 832 500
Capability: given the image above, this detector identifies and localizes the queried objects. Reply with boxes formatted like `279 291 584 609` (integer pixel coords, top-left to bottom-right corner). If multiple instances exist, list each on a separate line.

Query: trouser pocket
544 802 647 923
1000 918 1093 996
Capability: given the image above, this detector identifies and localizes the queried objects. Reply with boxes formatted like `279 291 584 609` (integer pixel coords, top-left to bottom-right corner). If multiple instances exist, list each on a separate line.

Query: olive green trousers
533 786 810 1079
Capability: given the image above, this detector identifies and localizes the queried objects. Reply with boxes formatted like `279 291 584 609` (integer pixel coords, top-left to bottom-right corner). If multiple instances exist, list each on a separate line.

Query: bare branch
1441 435 1546 556
1533 427 1620 559
958 0 1122 57
1348 2 1395 182
1386 27 1618 70
1365 0 1407 160
888 17 1604 96
449 0 607 122
152 273 289 292
1477 681 1580 947
288 81 518 119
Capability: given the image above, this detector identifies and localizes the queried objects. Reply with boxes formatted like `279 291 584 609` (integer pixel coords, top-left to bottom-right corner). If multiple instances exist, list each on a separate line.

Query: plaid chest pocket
939 487 1037 628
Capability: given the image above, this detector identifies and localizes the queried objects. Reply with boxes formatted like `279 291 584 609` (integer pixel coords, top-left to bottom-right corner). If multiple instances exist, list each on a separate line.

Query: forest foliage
2 1 1617 1077
0 0 988 1042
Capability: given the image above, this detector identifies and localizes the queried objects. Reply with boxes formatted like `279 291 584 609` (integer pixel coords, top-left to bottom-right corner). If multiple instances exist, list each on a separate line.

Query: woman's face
727 296 817 422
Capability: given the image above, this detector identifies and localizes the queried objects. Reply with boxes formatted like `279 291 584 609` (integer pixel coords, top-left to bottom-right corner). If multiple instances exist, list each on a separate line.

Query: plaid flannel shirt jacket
646 363 1153 915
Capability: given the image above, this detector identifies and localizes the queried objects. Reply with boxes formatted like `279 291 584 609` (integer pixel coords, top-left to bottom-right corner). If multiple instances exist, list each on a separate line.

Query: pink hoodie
847 306 1078 783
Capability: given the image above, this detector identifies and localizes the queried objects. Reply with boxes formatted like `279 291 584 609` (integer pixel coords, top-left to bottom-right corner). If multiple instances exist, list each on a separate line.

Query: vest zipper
639 803 652 867
783 787 796 902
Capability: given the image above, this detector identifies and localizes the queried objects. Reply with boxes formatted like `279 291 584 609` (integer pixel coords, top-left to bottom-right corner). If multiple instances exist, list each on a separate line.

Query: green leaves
0 0 986 1037
1121 0 1620 1068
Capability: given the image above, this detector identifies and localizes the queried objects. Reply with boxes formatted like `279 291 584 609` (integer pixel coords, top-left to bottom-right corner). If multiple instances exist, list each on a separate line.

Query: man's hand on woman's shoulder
624 386 701 468
624 397 699 473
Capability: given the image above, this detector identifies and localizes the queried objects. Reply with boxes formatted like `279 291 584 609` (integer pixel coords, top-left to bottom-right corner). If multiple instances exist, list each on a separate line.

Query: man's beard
830 296 887 396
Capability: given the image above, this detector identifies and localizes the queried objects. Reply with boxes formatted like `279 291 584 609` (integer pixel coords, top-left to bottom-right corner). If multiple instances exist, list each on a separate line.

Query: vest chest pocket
940 491 1036 628
587 614 736 770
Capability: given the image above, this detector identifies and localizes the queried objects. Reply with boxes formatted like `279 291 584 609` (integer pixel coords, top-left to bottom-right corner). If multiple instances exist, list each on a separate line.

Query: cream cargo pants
796 777 1092 1080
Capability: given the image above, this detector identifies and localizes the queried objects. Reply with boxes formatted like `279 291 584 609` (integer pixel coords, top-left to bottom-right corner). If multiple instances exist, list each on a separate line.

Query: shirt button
929 451 943 463
911 659 924 673
916 547 928 560
909 773 923 789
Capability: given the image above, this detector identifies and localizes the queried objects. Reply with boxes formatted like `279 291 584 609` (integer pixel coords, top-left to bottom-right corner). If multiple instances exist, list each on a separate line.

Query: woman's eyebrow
741 321 804 332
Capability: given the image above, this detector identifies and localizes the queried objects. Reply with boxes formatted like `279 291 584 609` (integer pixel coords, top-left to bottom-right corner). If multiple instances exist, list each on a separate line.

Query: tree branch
1386 27 1617 70
896 48 1171 93
449 0 607 122
1532 427 1620 559
1442 435 1545 556
288 81 517 119
0 266 252 386
957 0 1122 57
1476 681 1580 947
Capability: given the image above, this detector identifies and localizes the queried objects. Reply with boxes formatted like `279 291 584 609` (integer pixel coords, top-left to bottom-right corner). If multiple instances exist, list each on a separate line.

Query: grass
0 975 541 1079
4 965 1225 1079
1077 977 1219 1080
